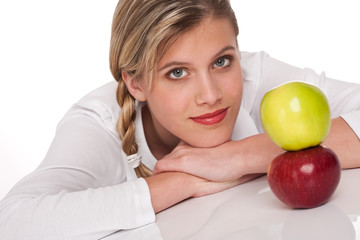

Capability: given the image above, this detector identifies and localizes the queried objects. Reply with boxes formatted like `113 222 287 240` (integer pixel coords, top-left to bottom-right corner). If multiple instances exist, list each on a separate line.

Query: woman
0 0 359 239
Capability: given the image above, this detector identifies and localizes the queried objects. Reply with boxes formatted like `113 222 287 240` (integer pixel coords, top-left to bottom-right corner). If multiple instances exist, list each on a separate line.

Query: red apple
267 145 341 208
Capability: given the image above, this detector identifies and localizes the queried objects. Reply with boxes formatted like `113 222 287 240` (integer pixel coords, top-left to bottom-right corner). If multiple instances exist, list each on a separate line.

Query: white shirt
0 52 359 239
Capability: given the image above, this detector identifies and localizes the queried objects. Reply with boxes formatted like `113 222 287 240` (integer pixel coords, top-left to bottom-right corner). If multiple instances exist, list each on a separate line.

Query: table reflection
103 169 360 240
281 204 355 240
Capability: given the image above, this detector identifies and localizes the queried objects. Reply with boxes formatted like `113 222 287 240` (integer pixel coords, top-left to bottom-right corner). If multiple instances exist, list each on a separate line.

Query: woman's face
139 17 243 148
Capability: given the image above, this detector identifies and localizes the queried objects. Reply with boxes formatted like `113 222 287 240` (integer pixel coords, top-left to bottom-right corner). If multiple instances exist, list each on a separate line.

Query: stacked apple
260 81 341 208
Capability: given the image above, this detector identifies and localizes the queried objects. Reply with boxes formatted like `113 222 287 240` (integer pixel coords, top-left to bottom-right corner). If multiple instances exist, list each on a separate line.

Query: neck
142 105 179 159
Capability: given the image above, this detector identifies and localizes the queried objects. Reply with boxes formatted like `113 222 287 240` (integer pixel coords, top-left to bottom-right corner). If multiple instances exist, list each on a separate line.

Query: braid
116 81 153 178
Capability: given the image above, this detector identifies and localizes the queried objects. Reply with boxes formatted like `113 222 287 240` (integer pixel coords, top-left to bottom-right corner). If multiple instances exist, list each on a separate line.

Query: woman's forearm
145 172 198 213
241 117 360 175
233 133 284 175
323 117 360 169
145 172 251 213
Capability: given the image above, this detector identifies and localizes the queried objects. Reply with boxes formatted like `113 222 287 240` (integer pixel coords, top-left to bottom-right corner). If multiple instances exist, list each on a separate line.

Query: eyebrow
158 45 236 72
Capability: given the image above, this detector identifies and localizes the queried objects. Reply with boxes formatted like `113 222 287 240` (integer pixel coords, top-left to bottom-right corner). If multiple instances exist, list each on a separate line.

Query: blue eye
214 56 231 68
168 68 188 79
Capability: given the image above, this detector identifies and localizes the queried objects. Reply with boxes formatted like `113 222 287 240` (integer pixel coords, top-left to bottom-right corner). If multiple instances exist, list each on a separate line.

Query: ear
121 71 147 102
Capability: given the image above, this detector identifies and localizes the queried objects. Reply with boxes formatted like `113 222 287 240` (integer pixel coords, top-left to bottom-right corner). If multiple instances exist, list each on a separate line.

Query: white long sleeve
321 77 360 138
0 83 156 239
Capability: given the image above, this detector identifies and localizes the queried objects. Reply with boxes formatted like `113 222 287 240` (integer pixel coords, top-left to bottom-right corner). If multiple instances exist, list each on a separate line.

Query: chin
186 135 231 148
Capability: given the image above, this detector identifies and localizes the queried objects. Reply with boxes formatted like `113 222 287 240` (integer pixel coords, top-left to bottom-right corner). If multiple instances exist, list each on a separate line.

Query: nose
195 72 222 106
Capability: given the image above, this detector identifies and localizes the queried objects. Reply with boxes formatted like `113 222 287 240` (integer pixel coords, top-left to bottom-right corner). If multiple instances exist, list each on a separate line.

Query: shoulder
240 51 269 81
77 81 120 117
239 51 268 114
58 81 122 138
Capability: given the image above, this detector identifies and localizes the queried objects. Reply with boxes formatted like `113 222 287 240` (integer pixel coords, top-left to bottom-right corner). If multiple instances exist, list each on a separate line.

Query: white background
0 0 359 200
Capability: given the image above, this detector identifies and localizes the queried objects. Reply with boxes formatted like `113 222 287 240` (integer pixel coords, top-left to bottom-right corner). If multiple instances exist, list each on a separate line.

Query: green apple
260 81 331 151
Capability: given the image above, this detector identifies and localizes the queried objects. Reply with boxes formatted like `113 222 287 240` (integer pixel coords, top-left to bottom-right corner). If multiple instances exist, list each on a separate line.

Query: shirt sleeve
321 77 360 139
243 51 360 139
0 105 155 239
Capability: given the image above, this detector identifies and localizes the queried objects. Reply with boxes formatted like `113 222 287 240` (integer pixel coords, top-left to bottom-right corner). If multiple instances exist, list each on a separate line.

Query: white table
104 168 360 240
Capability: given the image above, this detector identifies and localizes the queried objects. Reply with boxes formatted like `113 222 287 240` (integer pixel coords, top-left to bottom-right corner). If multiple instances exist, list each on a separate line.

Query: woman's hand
153 133 283 182
149 133 284 213
192 174 263 198
153 141 244 181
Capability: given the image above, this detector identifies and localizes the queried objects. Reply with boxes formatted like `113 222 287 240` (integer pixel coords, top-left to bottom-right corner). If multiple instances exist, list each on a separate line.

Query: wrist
235 133 284 175
145 172 200 213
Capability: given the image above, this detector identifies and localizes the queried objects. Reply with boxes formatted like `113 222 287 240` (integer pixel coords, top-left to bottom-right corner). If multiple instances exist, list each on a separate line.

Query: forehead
158 17 237 66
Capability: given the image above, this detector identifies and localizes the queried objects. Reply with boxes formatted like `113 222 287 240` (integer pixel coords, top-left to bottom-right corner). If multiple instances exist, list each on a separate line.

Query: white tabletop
104 168 360 240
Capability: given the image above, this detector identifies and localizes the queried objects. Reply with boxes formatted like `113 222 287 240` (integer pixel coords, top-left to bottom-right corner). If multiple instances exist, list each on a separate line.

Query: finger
153 158 184 175
155 151 201 176
177 141 188 147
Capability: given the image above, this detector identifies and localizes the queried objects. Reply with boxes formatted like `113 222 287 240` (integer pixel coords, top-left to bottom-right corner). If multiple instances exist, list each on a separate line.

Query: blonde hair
109 0 239 178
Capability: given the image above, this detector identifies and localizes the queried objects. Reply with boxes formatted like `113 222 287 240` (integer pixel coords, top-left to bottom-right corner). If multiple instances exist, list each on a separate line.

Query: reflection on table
104 168 360 240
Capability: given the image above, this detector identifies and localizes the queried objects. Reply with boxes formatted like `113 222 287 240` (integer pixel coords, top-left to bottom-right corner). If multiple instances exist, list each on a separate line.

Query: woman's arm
146 172 232 213
153 134 281 182
146 172 261 213
153 116 360 182
241 116 360 173
0 114 158 239
323 117 360 169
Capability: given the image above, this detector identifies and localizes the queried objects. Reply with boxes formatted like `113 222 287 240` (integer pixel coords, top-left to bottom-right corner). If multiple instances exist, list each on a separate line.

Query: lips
190 108 228 125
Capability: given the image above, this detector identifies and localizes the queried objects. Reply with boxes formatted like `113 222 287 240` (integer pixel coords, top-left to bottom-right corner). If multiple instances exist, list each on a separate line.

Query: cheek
150 81 193 113
146 90 188 129
222 72 243 102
